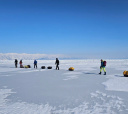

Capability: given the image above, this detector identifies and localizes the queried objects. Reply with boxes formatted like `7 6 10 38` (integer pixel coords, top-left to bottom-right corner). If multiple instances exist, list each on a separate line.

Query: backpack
103 61 107 66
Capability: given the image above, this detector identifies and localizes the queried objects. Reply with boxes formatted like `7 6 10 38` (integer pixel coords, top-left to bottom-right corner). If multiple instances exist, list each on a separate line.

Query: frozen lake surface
0 59 128 114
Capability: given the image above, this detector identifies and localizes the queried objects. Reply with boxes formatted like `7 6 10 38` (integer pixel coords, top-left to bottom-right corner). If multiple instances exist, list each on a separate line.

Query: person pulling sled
55 58 59 70
19 60 24 68
34 60 37 69
99 59 106 75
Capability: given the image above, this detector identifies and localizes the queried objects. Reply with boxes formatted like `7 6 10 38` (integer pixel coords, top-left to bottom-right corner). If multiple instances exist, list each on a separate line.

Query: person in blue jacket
99 59 106 75
34 60 37 69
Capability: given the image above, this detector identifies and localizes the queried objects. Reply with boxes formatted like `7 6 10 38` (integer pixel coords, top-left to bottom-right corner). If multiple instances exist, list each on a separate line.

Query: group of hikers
14 58 60 70
15 59 24 68
14 58 106 74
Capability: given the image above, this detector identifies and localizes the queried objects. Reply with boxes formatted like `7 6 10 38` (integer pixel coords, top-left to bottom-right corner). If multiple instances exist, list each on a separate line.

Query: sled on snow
24 65 31 68
41 66 46 69
69 67 74 71
47 66 52 69
123 71 128 77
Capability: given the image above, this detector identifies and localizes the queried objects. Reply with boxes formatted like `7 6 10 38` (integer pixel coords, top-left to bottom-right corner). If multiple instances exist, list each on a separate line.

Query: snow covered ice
0 59 128 114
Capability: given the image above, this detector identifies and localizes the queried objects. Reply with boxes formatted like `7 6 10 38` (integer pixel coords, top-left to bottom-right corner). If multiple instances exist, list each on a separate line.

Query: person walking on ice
34 60 37 69
19 60 24 68
99 59 106 75
55 58 59 70
14 59 18 68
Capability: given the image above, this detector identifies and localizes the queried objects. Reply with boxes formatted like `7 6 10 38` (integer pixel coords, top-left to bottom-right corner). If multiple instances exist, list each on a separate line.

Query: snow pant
34 64 37 68
100 67 106 72
56 64 59 70
15 63 17 68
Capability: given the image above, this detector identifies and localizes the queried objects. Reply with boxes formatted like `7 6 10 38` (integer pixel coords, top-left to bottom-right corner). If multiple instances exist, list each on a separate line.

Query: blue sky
0 0 128 58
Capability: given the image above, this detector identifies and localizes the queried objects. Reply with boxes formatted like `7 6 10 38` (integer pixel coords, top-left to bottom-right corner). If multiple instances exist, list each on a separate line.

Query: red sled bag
103 61 107 66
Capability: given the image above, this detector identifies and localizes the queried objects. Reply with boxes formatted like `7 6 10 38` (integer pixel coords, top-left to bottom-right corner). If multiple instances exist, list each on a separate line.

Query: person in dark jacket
14 59 18 68
99 59 106 75
34 60 37 69
55 58 59 70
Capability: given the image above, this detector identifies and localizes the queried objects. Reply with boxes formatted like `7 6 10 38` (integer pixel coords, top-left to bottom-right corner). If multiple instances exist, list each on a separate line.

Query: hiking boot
99 72 101 75
104 72 106 75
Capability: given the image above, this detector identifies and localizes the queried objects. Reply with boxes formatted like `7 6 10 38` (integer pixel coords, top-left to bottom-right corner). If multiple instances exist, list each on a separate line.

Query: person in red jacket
19 60 24 68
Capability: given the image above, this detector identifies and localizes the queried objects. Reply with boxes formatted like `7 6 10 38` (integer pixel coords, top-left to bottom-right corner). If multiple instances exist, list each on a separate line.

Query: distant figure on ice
55 58 59 70
19 60 24 68
99 59 106 75
14 59 18 68
34 60 37 69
